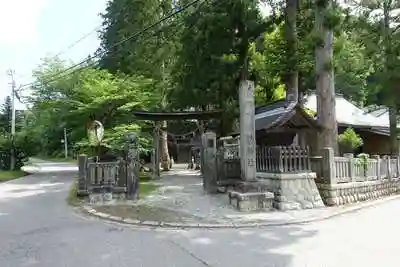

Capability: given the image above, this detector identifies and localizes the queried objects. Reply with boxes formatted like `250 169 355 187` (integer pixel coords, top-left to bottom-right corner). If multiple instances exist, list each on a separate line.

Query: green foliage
0 135 28 170
170 0 271 135
322 8 342 30
338 128 363 153
99 0 167 77
16 0 400 159
0 97 31 170
0 170 26 182
355 153 369 175
0 97 12 134
304 107 317 118
24 58 158 158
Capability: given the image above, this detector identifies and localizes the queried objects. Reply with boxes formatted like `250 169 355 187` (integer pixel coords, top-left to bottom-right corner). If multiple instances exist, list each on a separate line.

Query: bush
338 127 363 153
15 132 41 157
0 134 28 170
356 153 369 176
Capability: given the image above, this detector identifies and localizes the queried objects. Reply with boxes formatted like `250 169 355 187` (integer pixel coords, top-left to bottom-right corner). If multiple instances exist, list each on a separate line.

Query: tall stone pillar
125 133 139 200
239 80 256 181
201 131 218 193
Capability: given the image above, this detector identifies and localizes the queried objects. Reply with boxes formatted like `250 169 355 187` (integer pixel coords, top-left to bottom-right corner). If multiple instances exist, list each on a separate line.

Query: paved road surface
0 161 399 267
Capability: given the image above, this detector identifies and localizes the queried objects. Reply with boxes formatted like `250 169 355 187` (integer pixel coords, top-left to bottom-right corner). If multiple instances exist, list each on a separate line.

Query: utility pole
7 69 16 171
64 127 68 159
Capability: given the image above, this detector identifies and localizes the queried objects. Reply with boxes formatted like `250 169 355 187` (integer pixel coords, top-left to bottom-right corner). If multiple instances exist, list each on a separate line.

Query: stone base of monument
233 180 272 193
89 192 127 205
257 172 325 211
228 191 274 211
77 179 89 197
89 186 127 205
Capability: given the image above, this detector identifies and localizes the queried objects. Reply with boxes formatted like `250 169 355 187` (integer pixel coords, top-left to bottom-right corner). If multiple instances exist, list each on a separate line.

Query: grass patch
139 172 152 182
0 170 27 182
67 180 85 206
95 204 202 223
139 172 158 197
140 182 158 197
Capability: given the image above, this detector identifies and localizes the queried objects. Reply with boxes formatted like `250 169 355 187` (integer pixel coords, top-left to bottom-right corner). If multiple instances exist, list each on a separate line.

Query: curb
80 194 400 229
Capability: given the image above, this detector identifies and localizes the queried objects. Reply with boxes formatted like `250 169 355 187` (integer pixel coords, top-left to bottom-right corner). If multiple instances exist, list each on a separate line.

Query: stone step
228 191 274 211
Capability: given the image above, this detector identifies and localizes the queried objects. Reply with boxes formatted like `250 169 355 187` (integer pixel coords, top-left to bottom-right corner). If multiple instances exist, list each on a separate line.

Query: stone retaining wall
256 172 324 210
317 179 400 206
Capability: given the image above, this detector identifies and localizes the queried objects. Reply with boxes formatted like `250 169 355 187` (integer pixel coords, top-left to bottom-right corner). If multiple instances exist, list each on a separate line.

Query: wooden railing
332 156 399 183
334 157 351 183
215 144 312 182
85 160 128 193
256 146 311 173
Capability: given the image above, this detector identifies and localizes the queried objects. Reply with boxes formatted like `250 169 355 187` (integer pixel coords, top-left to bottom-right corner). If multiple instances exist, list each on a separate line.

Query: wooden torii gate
131 109 222 178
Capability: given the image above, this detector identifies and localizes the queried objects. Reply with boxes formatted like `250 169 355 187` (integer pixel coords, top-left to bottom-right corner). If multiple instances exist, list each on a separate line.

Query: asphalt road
0 161 399 267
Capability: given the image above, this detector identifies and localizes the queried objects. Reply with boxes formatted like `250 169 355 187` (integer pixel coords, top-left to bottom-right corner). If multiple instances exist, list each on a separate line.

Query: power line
54 25 102 58
15 22 181 105
19 0 203 90
19 19 185 94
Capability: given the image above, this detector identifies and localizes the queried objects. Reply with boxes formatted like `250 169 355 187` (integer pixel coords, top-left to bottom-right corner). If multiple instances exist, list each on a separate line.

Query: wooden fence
78 152 139 198
256 146 310 173
318 155 400 184
86 161 128 192
215 143 312 185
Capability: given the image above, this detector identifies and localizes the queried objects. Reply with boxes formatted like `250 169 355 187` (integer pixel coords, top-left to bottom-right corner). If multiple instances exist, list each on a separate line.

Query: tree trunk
389 107 398 155
160 120 170 171
383 2 398 155
285 0 299 102
315 0 339 154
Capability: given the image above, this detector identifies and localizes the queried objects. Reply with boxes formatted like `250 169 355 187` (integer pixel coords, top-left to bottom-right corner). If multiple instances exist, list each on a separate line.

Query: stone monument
201 131 218 193
125 133 139 200
239 80 256 181
226 80 275 211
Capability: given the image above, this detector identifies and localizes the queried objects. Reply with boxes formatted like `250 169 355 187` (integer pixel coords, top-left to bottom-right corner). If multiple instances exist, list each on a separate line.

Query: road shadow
155 224 318 267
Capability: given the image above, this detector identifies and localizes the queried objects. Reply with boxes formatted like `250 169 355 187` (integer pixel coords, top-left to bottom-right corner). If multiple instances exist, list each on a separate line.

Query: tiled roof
303 93 389 128
255 100 296 130
254 99 319 131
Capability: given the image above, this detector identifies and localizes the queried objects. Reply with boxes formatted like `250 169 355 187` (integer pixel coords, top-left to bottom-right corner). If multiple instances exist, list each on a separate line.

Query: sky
0 0 108 109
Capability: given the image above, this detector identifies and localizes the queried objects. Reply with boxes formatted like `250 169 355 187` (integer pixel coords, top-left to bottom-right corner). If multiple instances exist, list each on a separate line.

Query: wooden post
277 147 284 173
305 146 311 171
152 124 160 179
386 155 392 180
371 155 380 180
322 147 336 184
344 153 355 182
77 154 88 196
86 157 94 193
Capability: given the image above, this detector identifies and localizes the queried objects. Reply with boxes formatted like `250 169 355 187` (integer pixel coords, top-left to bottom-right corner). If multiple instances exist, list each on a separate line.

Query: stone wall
256 172 324 210
317 179 400 206
314 147 400 206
